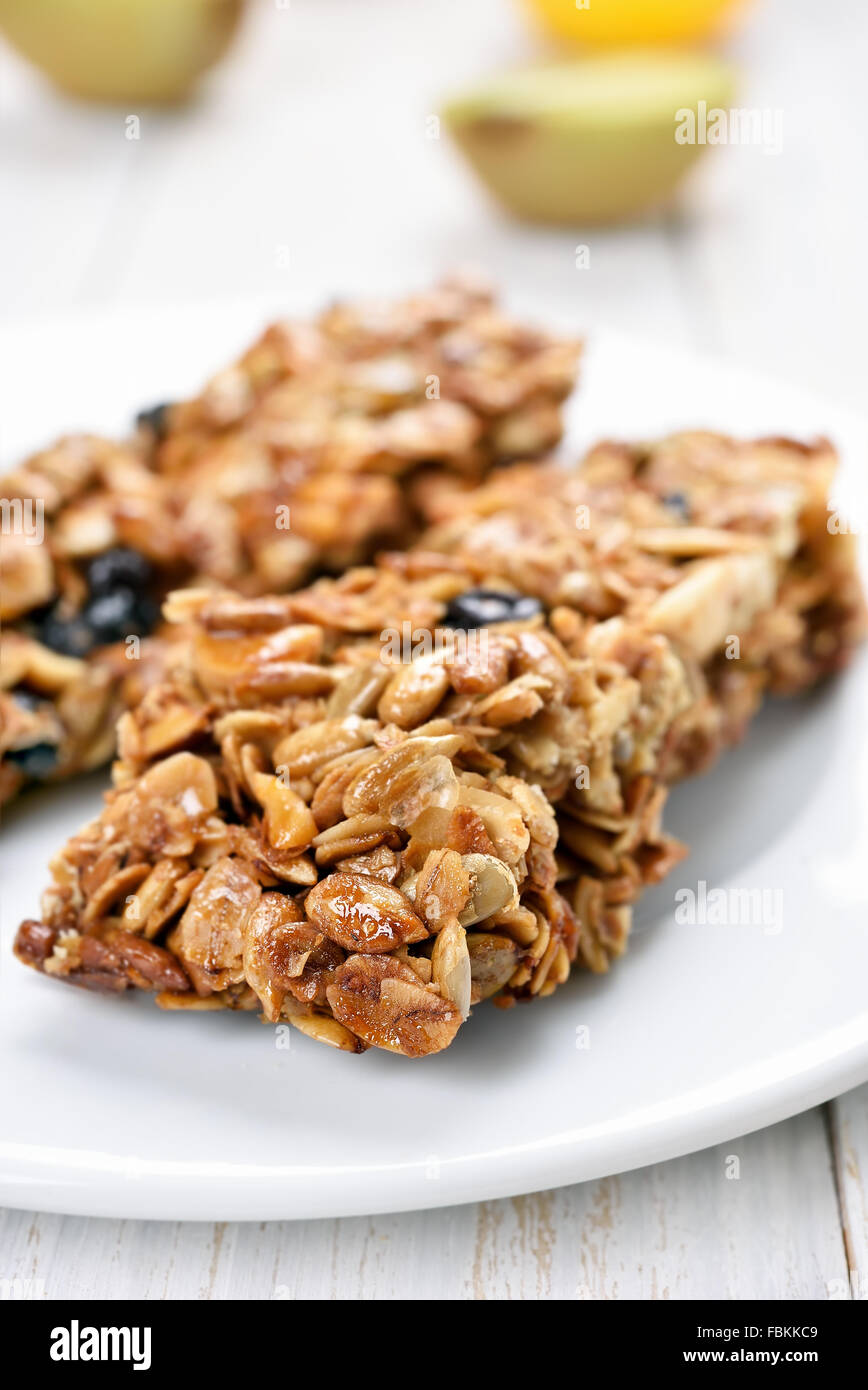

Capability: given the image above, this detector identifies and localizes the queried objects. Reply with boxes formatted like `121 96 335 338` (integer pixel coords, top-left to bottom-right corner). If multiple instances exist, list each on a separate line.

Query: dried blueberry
86 546 152 597
442 588 543 629
13 689 42 712
135 402 172 439
34 606 97 658
133 594 160 635
84 588 158 644
6 741 59 779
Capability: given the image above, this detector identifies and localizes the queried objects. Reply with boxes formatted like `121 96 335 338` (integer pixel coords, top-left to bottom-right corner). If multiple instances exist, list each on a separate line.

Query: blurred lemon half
520 0 749 47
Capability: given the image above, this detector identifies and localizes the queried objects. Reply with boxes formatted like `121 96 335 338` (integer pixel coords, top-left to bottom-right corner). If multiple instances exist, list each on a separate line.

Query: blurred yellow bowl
520 0 749 48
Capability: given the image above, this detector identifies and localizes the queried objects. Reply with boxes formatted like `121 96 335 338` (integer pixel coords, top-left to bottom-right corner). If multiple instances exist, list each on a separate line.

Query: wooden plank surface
829 1088 868 1301
0 0 865 1299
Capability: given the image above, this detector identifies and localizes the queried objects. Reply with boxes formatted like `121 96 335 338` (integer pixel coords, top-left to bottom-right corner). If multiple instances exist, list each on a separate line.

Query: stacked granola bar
15 431 864 1055
0 280 579 804
147 277 579 593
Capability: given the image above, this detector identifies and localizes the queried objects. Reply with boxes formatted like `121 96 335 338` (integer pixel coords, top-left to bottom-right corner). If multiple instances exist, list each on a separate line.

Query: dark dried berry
84 588 158 644
34 607 96 658
662 492 690 517
135 402 172 438
134 595 160 635
6 741 59 779
442 588 543 629
13 689 42 712
86 546 152 597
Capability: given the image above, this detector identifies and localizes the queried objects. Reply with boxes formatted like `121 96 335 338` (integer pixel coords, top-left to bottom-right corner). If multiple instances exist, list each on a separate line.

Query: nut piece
108 751 218 857
272 716 377 779
120 860 204 939
170 856 261 993
242 890 307 1021
496 775 558 849
647 551 778 662
377 654 451 728
466 932 522 1002
458 853 519 926
431 919 471 1019
342 733 465 817
380 755 458 830
101 929 191 993
253 774 319 851
456 785 530 863
244 892 345 1014
285 1012 366 1054
326 663 392 718
413 849 471 929
14 920 191 995
326 954 462 1057
305 872 428 953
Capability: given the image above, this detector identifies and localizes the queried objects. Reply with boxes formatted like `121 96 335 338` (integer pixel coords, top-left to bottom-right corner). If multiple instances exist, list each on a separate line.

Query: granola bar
0 435 182 805
411 431 866 771
1 280 580 803
148 276 580 592
15 432 864 1054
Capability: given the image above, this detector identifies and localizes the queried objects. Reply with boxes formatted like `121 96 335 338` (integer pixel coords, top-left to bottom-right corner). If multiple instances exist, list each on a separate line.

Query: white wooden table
1 0 866 1298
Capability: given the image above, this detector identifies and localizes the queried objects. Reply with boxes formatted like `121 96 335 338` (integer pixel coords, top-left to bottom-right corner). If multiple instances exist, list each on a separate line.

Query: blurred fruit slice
0 0 245 104
520 0 749 48
442 52 737 226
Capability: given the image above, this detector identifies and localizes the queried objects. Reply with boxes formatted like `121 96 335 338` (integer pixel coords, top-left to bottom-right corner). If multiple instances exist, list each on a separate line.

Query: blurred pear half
0 0 245 104
443 52 737 226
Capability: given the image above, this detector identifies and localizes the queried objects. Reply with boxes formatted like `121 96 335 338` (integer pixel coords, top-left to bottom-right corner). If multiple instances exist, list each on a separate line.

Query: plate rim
2 1021 867 1220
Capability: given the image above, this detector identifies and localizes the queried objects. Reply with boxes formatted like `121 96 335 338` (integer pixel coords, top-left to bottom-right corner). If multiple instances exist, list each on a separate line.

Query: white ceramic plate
2 298 867 1221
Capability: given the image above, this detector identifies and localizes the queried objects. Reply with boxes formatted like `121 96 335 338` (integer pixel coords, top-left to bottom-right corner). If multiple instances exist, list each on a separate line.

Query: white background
1 0 866 1298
